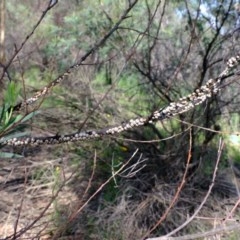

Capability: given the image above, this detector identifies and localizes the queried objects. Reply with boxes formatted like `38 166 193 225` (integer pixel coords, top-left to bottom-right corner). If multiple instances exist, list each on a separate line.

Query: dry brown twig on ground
146 222 240 240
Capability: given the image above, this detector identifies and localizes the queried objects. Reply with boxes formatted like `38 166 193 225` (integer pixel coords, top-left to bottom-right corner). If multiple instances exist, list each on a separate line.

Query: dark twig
12 0 139 111
0 1 58 82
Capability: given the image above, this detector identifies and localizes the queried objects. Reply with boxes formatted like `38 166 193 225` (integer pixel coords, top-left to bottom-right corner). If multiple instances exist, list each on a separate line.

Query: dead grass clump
81 162 240 240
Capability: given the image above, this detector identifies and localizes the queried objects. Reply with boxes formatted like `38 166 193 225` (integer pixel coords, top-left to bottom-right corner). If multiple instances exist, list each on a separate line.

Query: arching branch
2 53 240 146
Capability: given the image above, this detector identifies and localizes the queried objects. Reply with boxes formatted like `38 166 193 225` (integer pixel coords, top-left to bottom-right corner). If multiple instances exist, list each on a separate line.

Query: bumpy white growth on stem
1 54 240 146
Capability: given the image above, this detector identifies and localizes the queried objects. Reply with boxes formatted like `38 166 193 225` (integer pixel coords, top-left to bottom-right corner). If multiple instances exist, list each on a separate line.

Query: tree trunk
0 0 5 65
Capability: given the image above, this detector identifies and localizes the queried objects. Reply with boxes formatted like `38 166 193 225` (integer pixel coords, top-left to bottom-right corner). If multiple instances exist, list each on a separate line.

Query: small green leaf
4 82 20 106
1 113 22 132
21 110 40 123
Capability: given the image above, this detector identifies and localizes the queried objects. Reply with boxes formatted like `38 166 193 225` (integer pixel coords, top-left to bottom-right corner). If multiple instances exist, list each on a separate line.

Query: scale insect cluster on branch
1 53 240 146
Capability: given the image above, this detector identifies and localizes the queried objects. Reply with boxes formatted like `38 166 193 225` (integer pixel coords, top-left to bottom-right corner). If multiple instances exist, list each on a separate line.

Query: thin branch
51 148 139 240
146 223 240 240
142 128 193 240
49 149 97 239
12 0 139 111
0 0 58 82
147 138 224 240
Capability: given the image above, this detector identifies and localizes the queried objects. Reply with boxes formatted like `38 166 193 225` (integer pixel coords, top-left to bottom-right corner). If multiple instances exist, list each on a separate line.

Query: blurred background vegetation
0 0 240 239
